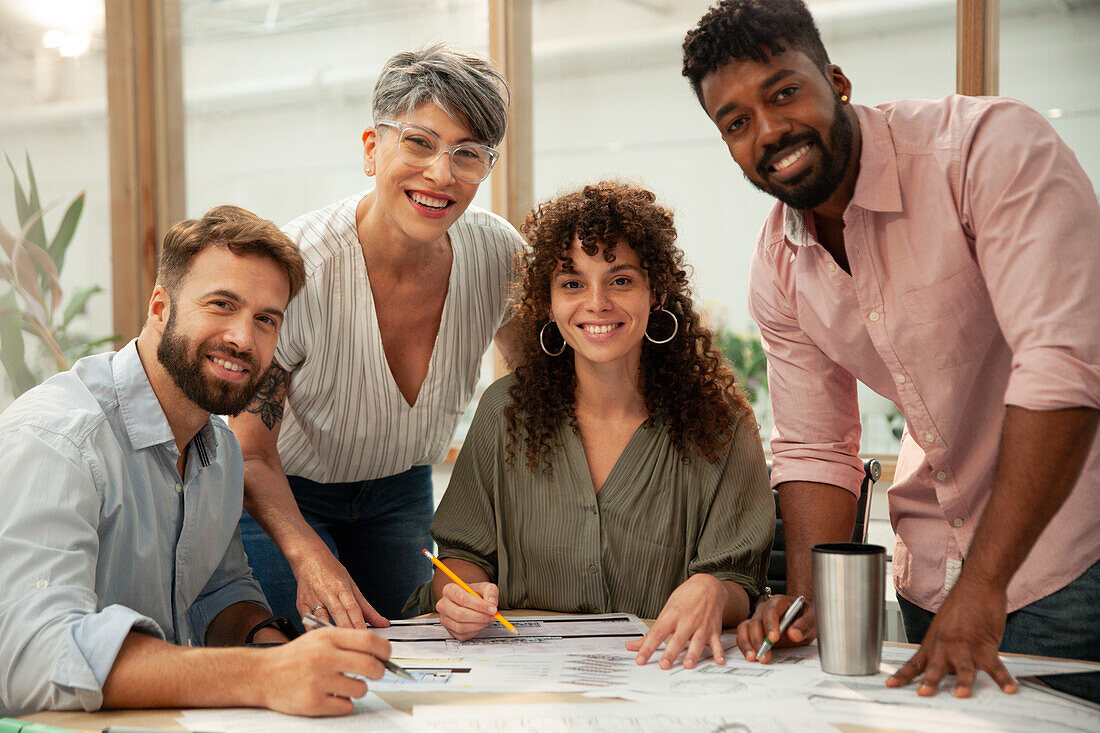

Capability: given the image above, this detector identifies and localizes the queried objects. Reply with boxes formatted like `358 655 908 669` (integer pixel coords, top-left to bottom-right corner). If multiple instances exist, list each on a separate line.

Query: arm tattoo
246 363 289 430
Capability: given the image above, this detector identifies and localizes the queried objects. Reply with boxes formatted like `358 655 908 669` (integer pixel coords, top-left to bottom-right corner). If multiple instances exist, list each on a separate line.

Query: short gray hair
372 44 510 146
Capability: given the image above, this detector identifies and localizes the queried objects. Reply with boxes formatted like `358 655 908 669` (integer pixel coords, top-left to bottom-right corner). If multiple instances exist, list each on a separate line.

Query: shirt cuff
187 578 269 646
1004 348 1100 411
51 604 165 712
769 452 864 499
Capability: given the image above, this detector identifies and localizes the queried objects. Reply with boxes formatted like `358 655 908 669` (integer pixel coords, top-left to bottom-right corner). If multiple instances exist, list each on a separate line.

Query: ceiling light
58 32 91 58
42 29 65 48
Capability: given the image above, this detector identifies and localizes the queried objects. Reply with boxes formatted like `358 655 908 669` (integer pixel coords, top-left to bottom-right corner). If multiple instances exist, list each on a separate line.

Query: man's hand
736 594 816 662
626 574 729 669
436 581 499 641
291 544 389 629
258 626 391 716
887 580 1016 697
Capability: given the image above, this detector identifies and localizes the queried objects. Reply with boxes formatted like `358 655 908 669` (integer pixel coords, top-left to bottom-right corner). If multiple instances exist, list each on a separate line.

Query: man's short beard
751 93 855 211
156 306 264 416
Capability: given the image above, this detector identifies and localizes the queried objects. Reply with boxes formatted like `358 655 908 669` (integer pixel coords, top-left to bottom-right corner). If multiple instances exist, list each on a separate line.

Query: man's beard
157 308 265 416
750 94 854 211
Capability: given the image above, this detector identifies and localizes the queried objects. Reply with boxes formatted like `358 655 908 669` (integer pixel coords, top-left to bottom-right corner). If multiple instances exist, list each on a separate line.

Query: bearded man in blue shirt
0 206 394 717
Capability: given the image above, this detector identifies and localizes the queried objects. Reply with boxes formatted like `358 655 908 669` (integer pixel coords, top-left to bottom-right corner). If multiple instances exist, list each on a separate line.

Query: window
0 1 111 410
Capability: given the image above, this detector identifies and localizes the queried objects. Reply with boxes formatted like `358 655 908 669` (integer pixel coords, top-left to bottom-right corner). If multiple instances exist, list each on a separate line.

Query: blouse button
868 311 880 322
937 471 947 481
36 579 48 589
827 262 837 272
953 518 964 527
588 564 598 574
924 433 936 443
894 373 906 384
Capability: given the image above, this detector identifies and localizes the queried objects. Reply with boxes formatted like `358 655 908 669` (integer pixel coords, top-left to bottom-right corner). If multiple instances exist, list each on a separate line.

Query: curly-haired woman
408 181 774 670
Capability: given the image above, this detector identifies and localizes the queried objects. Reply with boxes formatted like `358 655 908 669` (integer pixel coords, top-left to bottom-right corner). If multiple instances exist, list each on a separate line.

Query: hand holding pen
424 549 519 641
736 593 814 662
302 613 415 680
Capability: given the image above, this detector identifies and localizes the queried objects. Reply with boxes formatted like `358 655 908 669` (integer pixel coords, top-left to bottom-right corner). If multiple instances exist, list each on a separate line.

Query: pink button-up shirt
748 96 1100 613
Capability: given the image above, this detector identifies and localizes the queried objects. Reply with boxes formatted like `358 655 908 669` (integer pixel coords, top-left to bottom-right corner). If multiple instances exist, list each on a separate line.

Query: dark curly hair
682 0 830 105
504 181 755 474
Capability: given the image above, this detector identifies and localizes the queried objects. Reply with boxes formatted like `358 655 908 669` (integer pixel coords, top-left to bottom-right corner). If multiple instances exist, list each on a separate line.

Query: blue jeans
240 464 434 631
897 557 1100 703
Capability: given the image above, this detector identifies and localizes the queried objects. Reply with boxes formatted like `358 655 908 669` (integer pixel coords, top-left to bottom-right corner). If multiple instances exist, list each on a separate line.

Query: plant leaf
22 152 48 250
66 333 119 361
11 201 66 316
61 284 102 329
48 192 84 272
0 291 38 396
5 153 33 236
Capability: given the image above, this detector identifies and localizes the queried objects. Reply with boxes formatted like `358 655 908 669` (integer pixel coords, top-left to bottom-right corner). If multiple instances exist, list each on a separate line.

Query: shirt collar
781 102 903 251
112 339 219 464
849 103 903 214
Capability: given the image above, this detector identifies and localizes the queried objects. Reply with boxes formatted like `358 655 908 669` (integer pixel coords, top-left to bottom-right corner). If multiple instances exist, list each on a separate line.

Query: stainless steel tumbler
812 542 886 675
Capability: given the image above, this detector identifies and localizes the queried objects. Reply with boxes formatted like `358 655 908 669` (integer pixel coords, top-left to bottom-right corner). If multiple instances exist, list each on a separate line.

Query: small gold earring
840 94 849 103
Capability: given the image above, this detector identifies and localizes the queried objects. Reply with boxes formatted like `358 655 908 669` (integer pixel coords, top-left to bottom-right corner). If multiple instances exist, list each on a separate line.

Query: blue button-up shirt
0 341 268 715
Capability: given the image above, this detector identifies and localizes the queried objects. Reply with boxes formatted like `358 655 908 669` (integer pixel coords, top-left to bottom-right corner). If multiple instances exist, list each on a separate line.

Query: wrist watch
244 615 299 644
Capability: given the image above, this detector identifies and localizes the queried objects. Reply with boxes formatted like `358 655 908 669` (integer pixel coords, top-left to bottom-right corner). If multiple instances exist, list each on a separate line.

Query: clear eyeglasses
375 120 499 183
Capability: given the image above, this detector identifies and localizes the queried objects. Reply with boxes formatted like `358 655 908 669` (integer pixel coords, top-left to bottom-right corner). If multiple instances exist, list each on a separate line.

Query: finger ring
311 605 325 614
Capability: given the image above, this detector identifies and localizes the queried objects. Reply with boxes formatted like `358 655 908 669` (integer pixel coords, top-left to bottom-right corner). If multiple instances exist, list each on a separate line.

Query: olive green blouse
407 375 774 618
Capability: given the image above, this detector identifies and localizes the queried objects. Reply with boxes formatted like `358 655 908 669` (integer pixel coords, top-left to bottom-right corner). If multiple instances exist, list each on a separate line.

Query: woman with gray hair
229 44 523 630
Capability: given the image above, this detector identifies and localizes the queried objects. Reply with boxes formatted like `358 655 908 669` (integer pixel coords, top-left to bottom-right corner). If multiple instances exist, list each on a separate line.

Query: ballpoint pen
756 595 806 659
301 613 416 680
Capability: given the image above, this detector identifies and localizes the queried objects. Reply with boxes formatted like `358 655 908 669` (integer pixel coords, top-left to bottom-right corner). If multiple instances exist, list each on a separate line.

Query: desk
22 628 1100 733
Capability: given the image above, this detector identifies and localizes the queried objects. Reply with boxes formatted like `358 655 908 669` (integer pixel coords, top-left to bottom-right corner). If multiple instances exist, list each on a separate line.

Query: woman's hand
626 574 730 669
436 581 500 641
291 543 389 629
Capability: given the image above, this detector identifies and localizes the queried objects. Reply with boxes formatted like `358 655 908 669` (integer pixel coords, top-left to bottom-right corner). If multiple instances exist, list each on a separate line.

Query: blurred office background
1 0 1098 455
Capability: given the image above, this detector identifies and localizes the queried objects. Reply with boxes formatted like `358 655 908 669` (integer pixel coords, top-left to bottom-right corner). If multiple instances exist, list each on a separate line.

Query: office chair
765 458 882 597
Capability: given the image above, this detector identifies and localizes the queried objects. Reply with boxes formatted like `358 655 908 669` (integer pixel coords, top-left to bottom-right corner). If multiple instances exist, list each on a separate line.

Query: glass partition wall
3 0 1095 449
0 0 111 411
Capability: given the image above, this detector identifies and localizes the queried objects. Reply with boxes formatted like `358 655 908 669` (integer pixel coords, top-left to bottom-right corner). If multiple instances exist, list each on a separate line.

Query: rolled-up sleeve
960 100 1100 411
689 417 776 602
748 245 865 496
0 428 162 715
186 526 269 645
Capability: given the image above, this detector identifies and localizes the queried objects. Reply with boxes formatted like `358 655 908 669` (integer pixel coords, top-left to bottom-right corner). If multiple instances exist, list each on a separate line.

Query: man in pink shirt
682 0 1100 701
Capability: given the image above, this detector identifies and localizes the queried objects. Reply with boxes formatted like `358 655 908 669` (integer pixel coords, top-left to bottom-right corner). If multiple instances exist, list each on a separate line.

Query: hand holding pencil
423 549 518 641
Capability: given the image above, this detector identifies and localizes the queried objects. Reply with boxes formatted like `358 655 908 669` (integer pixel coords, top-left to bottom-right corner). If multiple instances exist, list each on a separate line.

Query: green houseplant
713 325 769 407
0 154 117 398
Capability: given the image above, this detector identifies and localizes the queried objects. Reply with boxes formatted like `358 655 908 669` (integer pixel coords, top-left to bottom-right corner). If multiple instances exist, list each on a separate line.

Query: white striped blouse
273 192 524 484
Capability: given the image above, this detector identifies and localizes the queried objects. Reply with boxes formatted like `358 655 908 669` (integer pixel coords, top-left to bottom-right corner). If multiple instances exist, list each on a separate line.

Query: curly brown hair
505 181 755 473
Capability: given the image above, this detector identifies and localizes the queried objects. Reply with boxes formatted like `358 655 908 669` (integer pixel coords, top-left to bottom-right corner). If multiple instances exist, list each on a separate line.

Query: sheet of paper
380 613 648 657
585 642 1100 733
371 650 677 694
413 698 833 733
177 692 434 733
373 618 735 694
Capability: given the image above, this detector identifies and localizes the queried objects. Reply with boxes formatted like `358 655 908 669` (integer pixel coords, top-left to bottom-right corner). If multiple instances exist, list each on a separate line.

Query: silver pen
301 613 416 680
756 595 806 659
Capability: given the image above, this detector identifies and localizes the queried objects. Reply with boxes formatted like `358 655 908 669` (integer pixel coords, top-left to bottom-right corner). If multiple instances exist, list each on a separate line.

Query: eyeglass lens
397 127 494 182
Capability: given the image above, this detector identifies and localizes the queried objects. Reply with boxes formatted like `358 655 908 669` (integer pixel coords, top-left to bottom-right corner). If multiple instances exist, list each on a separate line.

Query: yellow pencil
422 549 518 634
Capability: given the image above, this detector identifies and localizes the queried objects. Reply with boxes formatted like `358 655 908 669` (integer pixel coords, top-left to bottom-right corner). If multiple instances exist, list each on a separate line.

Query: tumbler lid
812 542 885 555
